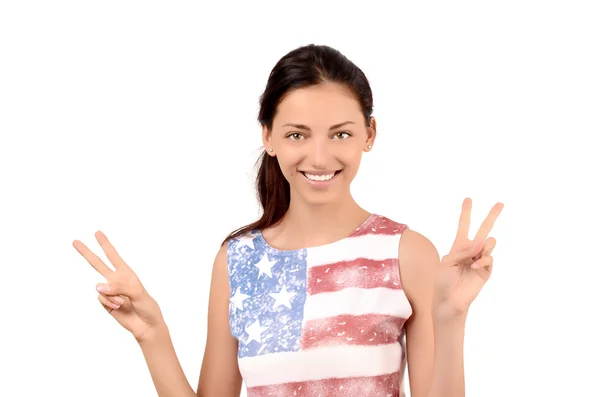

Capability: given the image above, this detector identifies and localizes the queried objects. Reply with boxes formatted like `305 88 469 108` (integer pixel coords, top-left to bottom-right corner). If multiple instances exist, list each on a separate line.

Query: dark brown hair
222 44 374 245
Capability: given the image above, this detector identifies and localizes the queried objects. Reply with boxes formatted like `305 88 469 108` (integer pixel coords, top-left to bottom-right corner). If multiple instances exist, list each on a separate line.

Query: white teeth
304 172 335 181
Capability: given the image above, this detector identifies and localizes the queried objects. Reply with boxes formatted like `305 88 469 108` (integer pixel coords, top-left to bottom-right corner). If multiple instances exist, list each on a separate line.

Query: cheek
274 148 301 174
339 147 364 168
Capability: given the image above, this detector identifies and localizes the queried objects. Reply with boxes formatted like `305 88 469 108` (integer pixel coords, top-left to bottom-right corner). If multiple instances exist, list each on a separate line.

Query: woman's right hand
73 231 165 344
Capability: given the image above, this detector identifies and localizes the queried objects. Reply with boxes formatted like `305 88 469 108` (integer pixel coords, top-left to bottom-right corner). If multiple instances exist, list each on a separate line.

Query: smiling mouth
300 170 342 182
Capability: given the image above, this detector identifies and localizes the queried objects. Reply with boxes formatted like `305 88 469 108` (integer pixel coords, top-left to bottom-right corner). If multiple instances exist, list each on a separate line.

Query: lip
299 170 340 176
300 170 342 187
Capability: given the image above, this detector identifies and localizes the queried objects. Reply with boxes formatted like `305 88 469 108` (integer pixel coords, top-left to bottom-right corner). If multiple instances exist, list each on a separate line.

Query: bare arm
196 243 243 397
400 200 502 397
136 244 242 397
137 324 198 397
74 231 198 397
74 231 241 396
399 229 466 397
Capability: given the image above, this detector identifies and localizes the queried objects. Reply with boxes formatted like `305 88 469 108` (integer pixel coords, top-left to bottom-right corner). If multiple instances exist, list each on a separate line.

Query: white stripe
306 233 402 268
303 287 412 321
238 343 402 387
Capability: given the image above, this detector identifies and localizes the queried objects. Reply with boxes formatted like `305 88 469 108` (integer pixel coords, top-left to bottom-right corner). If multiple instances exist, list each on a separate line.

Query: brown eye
288 133 304 141
333 131 351 140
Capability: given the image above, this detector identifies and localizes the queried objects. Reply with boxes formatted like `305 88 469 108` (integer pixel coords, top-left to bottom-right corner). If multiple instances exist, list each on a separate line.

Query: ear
364 116 377 152
262 124 275 156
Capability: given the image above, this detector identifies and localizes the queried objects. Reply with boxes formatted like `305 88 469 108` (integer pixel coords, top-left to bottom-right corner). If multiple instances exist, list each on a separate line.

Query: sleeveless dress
227 214 413 397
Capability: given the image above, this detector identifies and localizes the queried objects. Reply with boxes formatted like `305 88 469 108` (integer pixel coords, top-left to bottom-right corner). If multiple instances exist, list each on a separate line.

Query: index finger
473 202 504 242
72 239 113 278
455 197 472 242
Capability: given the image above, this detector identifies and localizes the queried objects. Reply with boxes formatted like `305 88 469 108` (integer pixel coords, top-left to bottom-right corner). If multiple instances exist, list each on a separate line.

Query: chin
301 192 342 206
291 171 350 206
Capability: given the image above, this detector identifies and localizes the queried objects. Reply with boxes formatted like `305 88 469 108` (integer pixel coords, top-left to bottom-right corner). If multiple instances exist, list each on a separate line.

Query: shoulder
370 213 439 305
208 239 238 309
220 230 259 263
215 240 229 262
369 214 439 290
398 228 440 269
210 242 230 283
214 232 248 276
364 214 408 235
397 227 440 304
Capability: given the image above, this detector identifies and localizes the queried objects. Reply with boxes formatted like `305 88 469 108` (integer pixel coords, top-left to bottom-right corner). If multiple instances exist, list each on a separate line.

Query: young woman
74 44 503 397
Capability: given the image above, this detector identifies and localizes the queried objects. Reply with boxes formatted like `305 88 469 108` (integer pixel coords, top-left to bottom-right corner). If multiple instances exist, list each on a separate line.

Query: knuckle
108 271 146 300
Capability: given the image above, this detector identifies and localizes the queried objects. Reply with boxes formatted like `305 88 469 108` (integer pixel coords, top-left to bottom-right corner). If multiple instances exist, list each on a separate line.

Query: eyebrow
281 121 355 130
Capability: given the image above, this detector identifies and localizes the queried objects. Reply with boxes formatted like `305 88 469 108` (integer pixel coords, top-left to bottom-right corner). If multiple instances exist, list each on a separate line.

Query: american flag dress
227 214 412 397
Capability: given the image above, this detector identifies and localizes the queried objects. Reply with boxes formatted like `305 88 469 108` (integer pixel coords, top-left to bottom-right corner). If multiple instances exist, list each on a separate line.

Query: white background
1 1 598 396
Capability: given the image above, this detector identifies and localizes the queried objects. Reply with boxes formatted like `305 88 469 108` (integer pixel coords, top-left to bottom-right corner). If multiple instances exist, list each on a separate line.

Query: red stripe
300 314 407 349
350 215 407 237
247 371 401 397
307 258 402 295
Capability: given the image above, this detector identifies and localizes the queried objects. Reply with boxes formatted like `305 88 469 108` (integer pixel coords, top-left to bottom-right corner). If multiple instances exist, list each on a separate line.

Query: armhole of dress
396 224 410 290
396 224 414 320
225 239 235 338
396 224 411 397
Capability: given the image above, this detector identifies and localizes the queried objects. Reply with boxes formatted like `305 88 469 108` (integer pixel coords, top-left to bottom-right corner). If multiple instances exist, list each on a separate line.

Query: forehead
274 82 363 127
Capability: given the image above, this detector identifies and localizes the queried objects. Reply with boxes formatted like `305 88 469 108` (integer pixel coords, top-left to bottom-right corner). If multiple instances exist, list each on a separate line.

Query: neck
275 192 370 247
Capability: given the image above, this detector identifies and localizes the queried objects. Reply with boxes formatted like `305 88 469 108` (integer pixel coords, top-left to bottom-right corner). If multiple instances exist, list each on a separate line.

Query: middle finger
73 240 113 278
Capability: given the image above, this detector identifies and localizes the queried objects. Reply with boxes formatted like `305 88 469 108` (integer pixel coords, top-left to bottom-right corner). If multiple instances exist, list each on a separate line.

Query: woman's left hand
434 198 504 319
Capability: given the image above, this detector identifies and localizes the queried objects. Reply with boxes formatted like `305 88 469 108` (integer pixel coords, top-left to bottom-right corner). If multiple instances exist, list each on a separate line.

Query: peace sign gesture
73 231 165 343
434 198 504 318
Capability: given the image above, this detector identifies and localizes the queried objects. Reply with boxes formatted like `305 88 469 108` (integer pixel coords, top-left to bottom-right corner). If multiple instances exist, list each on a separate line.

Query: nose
309 137 330 169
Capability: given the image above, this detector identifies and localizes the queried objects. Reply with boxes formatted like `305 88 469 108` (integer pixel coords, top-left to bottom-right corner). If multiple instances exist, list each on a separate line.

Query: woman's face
263 82 376 206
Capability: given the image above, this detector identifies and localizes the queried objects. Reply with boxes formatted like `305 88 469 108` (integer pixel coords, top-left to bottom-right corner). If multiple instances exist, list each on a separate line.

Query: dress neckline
255 213 377 254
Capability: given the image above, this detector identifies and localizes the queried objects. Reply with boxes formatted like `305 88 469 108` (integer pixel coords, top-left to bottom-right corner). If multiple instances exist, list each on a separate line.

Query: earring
269 148 273 152
367 145 372 149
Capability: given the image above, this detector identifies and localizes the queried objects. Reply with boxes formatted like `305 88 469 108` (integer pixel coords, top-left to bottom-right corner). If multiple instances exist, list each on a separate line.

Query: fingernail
96 284 108 293
113 296 125 304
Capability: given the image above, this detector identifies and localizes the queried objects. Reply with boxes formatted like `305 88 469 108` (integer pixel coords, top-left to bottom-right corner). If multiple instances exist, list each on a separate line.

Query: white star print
229 287 249 311
237 233 256 250
245 319 268 345
254 253 276 278
269 285 296 309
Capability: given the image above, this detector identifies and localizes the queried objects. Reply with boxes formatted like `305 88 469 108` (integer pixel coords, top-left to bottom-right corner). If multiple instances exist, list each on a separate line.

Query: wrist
136 321 170 346
432 309 467 351
433 305 468 326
